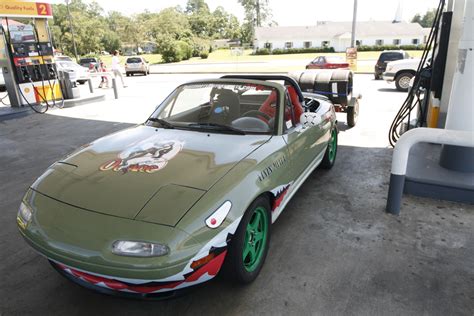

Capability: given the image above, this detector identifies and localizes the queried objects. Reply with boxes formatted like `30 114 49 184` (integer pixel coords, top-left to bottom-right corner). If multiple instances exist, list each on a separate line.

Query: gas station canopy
0 1 53 19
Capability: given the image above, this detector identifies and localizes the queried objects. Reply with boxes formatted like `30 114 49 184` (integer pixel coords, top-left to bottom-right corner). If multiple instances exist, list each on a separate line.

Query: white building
254 21 428 52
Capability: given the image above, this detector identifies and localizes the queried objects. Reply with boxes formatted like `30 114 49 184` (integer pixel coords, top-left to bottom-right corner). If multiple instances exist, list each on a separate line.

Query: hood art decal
99 140 184 174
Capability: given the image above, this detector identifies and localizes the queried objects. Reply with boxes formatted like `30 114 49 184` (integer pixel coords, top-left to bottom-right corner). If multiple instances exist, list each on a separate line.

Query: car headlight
111 240 169 257
17 202 33 229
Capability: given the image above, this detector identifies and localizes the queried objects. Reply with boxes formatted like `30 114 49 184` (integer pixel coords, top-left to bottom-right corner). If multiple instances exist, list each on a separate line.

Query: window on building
264 42 272 50
375 39 384 46
412 38 420 45
321 41 330 48
285 42 293 49
303 41 312 49
356 40 362 46
393 39 401 45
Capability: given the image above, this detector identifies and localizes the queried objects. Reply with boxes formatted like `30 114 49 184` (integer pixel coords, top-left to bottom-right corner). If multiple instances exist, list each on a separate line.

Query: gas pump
0 1 62 112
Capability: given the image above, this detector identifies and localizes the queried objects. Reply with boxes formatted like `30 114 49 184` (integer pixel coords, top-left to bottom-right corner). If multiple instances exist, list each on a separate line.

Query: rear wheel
347 99 359 127
395 72 414 92
126 72 130 77
223 196 271 284
320 127 338 169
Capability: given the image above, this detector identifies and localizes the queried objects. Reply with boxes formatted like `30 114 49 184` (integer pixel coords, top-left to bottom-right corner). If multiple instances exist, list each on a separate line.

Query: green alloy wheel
223 196 271 284
243 206 268 272
320 128 338 169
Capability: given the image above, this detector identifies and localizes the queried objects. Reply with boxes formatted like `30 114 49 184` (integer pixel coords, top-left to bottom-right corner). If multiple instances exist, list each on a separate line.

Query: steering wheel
241 110 272 122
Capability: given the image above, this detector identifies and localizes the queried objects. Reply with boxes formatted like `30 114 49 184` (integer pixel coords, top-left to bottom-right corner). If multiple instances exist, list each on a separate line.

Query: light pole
65 0 79 62
350 0 358 48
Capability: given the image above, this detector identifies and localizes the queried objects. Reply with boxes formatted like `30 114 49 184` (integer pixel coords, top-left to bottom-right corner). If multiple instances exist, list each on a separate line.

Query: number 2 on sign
38 4 47 15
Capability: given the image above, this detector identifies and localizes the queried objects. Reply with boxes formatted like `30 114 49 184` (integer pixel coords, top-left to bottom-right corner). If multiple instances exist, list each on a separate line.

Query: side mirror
300 112 321 127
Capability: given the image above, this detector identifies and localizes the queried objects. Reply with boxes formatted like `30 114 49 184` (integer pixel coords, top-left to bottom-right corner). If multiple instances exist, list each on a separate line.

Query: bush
253 47 335 55
176 41 192 61
254 48 271 55
200 51 209 59
158 37 193 63
357 44 426 51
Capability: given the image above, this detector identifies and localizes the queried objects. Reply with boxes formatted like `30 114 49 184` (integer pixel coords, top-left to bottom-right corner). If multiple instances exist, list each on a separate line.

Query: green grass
98 54 163 68
93 50 424 73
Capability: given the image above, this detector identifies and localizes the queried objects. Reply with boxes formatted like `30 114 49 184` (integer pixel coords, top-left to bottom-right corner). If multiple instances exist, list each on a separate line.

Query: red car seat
287 86 304 124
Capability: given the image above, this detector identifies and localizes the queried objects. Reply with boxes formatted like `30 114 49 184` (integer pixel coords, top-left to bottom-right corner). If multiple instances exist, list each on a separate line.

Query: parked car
383 58 421 92
125 56 150 76
56 60 91 85
17 75 338 298
79 57 100 70
306 56 349 69
374 50 410 80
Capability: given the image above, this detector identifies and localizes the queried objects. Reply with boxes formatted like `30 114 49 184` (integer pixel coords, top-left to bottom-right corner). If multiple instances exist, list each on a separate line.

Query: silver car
56 60 91 85
125 56 150 76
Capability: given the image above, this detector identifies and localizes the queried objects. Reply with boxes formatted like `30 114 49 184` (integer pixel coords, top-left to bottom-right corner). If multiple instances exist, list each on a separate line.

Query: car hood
31 125 269 225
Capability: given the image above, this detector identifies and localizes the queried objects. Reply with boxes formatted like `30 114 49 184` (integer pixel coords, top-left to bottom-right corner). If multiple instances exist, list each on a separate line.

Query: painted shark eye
206 201 232 228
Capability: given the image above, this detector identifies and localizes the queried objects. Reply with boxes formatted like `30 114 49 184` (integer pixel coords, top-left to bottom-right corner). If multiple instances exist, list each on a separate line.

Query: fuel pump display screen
8 25 36 44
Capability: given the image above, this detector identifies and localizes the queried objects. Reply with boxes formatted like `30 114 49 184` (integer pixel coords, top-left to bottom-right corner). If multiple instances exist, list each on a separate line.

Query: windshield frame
147 79 284 136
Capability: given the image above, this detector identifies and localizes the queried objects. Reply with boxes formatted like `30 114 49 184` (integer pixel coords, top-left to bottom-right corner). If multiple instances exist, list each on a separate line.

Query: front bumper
383 72 396 82
50 250 227 296
18 189 238 294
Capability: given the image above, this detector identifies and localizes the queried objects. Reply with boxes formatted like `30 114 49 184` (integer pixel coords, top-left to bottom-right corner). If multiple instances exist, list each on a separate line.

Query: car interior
156 77 323 134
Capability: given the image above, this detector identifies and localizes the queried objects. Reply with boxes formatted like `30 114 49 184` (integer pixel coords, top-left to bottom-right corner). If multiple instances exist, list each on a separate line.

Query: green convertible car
17 75 338 298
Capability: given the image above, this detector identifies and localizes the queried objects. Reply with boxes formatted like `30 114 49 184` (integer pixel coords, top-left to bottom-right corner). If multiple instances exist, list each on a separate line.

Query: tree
412 8 437 28
185 0 209 14
238 0 272 44
211 6 241 39
51 0 107 55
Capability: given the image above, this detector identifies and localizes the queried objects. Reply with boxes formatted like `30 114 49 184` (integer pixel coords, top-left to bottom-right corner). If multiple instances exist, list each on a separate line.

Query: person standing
111 50 127 88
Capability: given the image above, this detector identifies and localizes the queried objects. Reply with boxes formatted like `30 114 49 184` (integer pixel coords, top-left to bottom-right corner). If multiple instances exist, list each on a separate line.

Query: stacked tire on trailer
290 69 360 127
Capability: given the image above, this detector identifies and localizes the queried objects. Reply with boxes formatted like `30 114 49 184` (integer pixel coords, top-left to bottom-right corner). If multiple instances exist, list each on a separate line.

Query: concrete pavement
0 74 473 315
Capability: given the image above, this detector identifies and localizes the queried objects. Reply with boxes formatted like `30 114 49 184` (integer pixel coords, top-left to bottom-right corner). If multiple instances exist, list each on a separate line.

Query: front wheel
320 127 338 169
395 72 414 92
222 196 271 284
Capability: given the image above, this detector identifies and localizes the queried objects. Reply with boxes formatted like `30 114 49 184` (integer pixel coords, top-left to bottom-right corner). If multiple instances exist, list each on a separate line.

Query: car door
281 92 325 178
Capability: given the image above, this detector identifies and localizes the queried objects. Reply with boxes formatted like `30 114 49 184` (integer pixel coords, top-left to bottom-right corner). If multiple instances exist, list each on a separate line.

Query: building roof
255 21 425 41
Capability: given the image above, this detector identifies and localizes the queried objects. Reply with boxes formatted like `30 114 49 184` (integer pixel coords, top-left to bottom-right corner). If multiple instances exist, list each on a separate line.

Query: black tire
77 80 86 85
395 72 414 92
347 100 359 127
222 196 271 284
374 74 380 80
320 127 338 169
126 73 130 77
143 71 147 76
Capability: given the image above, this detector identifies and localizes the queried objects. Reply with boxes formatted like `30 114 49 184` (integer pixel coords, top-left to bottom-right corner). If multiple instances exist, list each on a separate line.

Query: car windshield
56 56 73 62
326 56 346 63
127 57 142 63
80 58 96 63
57 61 81 69
148 82 278 134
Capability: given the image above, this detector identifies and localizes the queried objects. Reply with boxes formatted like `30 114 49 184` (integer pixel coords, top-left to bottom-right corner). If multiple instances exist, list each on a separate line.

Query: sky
53 0 440 25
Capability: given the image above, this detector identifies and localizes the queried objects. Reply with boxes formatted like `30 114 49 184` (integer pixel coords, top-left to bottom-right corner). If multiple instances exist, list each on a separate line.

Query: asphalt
0 74 473 315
